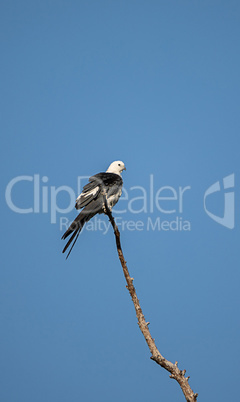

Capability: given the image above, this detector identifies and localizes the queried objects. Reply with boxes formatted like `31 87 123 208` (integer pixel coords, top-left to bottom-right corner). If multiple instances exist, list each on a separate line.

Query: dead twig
103 196 198 402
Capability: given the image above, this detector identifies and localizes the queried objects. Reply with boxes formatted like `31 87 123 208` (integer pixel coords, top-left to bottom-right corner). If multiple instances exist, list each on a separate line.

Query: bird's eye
118 163 120 166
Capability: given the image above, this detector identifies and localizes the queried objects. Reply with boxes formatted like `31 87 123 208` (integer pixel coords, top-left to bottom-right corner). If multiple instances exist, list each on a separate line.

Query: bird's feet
103 203 112 214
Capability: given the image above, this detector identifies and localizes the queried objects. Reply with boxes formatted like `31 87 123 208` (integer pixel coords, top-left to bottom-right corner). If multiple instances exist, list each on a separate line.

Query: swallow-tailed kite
62 160 126 258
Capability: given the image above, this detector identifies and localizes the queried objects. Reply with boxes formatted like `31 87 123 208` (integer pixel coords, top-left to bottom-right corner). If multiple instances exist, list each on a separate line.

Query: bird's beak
123 167 126 171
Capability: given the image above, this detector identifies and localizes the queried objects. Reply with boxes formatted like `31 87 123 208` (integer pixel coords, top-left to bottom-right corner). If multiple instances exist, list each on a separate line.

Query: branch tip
150 355 156 361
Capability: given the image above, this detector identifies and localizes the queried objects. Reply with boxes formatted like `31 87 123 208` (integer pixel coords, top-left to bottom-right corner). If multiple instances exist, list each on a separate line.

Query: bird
62 160 126 258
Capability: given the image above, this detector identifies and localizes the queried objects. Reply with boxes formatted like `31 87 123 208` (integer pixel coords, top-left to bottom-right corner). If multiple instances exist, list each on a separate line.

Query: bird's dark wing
62 173 123 258
75 172 122 209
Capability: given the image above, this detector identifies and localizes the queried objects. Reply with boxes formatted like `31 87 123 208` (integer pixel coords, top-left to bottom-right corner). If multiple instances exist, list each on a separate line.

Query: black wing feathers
84 172 122 189
62 172 123 258
75 173 122 210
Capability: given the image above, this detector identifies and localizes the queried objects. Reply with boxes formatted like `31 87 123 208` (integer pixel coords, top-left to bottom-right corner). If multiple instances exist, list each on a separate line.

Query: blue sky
1 1 240 401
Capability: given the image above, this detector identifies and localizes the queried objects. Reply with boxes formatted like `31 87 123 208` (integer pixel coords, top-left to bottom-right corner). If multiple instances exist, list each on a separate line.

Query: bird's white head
106 160 126 176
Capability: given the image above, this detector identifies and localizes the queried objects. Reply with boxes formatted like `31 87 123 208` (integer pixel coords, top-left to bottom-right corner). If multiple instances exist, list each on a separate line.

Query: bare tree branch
104 197 198 402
